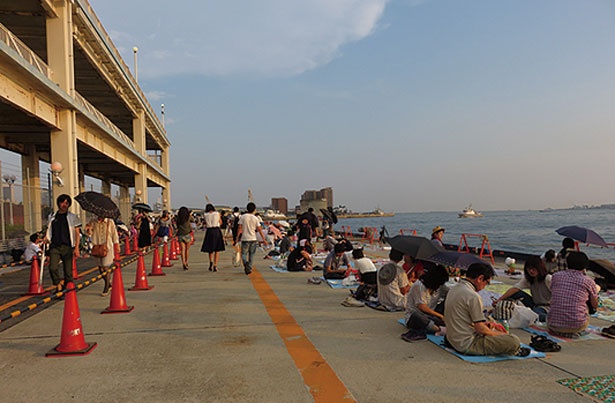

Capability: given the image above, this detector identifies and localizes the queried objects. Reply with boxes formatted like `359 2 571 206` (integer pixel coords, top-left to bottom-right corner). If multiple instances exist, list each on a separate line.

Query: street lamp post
133 46 139 82
3 175 16 225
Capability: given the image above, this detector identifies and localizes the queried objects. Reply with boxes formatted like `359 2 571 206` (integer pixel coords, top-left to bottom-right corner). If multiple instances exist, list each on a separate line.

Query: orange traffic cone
102 262 134 313
149 243 165 276
46 282 97 357
129 250 154 291
124 237 132 255
170 238 179 261
25 255 46 296
72 257 81 280
161 242 173 267
132 234 138 251
175 237 181 255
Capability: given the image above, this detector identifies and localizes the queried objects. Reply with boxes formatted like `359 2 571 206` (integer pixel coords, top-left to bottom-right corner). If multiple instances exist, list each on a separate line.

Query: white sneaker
341 296 364 307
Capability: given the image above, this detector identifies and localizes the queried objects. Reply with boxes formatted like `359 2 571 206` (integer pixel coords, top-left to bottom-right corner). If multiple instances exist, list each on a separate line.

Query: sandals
530 335 561 352
601 325 615 339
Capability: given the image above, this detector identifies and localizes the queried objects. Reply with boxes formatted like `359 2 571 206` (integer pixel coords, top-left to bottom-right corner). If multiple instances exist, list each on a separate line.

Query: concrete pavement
0 233 613 402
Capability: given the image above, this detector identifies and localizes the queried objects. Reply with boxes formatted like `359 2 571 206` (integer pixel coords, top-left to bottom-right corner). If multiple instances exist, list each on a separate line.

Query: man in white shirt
24 233 42 263
236 202 268 275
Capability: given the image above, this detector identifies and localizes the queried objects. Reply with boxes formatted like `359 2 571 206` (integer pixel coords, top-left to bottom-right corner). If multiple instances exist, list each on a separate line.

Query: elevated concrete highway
0 0 170 230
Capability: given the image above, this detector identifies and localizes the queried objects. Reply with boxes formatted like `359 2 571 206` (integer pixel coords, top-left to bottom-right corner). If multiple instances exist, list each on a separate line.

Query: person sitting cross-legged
444 263 527 356
547 251 599 338
401 264 449 342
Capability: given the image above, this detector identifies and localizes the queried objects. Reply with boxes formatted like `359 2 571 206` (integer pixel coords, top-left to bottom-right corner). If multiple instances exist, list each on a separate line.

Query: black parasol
384 235 444 260
75 191 120 219
424 251 492 271
132 202 153 212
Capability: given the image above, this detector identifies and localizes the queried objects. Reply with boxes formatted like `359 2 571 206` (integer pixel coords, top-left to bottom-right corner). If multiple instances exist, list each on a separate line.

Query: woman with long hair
176 207 193 270
492 255 552 321
201 203 225 271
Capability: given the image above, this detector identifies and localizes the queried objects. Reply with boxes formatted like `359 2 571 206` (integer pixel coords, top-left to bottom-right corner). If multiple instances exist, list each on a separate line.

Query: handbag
91 244 108 258
91 221 110 258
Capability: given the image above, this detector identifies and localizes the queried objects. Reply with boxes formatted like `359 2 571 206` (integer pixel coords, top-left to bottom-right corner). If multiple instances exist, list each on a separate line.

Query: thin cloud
93 0 390 78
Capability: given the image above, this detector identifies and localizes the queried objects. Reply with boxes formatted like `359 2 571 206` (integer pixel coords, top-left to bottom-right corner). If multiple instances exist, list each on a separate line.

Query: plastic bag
508 304 539 328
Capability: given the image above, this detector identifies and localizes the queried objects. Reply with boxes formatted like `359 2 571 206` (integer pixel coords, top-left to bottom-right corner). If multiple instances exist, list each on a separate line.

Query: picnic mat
426 335 545 362
522 324 606 342
326 278 359 289
269 265 288 273
594 292 615 323
557 374 615 403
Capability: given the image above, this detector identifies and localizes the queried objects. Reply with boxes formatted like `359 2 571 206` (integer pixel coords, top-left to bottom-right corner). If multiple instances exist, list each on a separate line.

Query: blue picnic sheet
426 335 545 363
269 265 288 273
397 318 545 362
326 278 359 289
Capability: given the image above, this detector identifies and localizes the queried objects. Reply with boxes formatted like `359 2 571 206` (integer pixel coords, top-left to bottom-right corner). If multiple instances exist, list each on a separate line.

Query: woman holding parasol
75 191 121 295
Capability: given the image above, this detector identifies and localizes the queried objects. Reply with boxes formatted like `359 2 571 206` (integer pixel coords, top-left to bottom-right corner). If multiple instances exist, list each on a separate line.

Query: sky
8 0 615 213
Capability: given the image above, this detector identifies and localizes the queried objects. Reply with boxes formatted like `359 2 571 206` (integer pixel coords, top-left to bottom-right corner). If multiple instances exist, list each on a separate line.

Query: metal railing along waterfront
0 22 53 80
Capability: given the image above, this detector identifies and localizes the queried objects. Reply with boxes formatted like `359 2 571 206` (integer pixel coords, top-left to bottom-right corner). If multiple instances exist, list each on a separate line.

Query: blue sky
7 0 615 213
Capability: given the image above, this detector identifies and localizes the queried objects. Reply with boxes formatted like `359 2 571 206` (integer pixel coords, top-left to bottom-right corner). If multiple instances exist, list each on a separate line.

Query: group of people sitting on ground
329 232 602 357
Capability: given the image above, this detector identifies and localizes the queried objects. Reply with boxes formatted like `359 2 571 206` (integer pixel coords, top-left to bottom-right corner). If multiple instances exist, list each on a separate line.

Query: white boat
459 205 483 218
262 209 288 220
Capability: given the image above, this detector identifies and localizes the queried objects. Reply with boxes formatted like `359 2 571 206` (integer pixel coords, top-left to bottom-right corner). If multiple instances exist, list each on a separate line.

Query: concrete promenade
0 233 613 402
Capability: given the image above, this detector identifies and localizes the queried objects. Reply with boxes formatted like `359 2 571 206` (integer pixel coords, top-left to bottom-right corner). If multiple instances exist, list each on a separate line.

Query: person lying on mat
401 264 449 342
377 249 410 311
444 263 527 356
323 243 351 280
492 255 552 322
547 251 599 338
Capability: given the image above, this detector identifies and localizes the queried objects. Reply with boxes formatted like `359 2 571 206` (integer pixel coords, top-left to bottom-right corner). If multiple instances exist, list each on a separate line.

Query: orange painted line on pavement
250 269 355 402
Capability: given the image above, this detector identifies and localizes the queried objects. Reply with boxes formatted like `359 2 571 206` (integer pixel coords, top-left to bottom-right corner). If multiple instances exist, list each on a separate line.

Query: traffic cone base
129 285 154 291
102 305 134 313
46 342 97 357
46 282 96 357
102 266 134 314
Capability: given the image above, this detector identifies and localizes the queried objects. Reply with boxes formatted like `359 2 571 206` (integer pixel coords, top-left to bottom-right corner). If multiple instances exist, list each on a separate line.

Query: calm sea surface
336 209 615 260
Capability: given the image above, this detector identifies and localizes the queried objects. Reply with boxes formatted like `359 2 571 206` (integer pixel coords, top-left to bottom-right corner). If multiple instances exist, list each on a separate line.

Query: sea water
335 209 615 261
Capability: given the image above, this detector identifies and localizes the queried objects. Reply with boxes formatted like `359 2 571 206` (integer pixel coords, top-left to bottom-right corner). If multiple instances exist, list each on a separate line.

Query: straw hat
432 226 445 235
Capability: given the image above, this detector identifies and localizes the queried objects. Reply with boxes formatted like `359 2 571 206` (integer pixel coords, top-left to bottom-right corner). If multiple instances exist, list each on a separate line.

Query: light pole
161 104 165 128
2 175 16 225
134 189 142 203
133 46 139 82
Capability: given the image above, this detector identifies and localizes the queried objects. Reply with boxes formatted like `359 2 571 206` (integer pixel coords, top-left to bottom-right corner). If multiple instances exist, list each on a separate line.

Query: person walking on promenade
45 194 82 292
176 207 193 270
154 210 171 244
236 202 268 275
89 216 119 296
135 208 152 252
230 207 242 266
201 203 225 272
